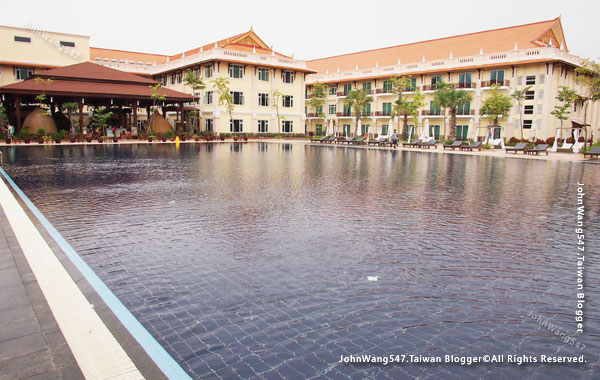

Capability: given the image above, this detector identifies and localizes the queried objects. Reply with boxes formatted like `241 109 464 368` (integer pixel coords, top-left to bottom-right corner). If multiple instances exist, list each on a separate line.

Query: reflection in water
1 143 599 380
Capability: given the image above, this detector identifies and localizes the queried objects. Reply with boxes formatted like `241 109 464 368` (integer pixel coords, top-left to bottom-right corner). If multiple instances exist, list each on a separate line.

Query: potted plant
97 136 103 143
69 133 77 143
220 133 225 141
53 131 63 144
148 134 155 142
37 128 46 144
86 134 93 143
22 130 32 144
90 107 112 144
165 130 174 141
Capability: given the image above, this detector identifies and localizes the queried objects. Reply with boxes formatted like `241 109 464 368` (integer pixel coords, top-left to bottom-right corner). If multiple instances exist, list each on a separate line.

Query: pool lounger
418 140 438 149
504 142 528 154
525 144 549 155
402 139 422 148
443 141 464 150
583 146 600 158
459 141 483 151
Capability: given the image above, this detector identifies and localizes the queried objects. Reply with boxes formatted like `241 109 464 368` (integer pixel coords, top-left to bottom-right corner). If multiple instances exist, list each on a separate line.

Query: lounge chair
525 144 549 155
583 146 600 158
402 139 421 148
557 143 573 153
325 136 337 143
418 139 438 149
335 136 352 144
459 141 483 151
504 142 528 154
367 139 381 146
315 136 328 143
443 141 464 150
352 136 366 145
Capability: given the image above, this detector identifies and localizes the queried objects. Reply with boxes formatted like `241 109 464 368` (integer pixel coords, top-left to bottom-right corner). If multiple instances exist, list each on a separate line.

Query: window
429 125 441 139
524 105 534 115
525 90 535 100
316 124 323 136
523 120 533 129
458 73 472 87
431 75 443 88
205 91 213 105
230 91 244 105
14 67 33 80
343 83 352 95
282 95 293 108
14 36 31 43
282 120 293 133
176 71 182 83
490 70 505 84
329 104 337 114
205 119 213 132
170 74 175 85
205 64 213 78
456 125 468 140
362 82 371 92
383 80 393 92
526 75 536 85
405 77 417 91
429 101 441 115
230 119 243 133
361 124 370 135
362 103 371 115
258 120 268 133
229 64 243 78
382 102 392 116
258 68 269 81
342 124 351 136
315 105 323 115
282 70 294 83
457 103 471 115
161 76 167 86
329 84 338 95
343 104 351 116
381 125 389 136
258 93 269 107
60 41 75 47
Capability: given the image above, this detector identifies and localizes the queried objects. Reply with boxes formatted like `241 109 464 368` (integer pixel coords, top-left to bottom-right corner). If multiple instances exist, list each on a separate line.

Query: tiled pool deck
0 180 169 380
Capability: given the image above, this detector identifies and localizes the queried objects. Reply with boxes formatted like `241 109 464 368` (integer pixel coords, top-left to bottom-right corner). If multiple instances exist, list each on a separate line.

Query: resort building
304 17 599 143
0 18 598 142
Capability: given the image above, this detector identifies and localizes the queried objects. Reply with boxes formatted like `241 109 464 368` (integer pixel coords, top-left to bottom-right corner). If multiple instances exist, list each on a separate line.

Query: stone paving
0 207 84 380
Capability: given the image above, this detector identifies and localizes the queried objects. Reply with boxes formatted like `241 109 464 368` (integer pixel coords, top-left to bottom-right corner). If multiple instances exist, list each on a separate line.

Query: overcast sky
2 0 599 61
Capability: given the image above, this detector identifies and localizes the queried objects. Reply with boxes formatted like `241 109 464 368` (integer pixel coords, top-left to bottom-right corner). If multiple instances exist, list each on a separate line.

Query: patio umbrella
328 119 333 136
468 119 474 141
423 119 430 140
357 119 362 137
551 128 560 152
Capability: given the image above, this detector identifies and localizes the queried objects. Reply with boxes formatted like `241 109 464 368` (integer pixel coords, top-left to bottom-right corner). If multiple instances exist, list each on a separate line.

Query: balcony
307 113 325 118
336 112 353 117
337 91 349 97
403 86 418 92
422 109 442 116
375 111 392 117
375 88 392 94
456 109 475 116
454 82 476 89
362 111 372 117
421 84 436 91
481 80 510 88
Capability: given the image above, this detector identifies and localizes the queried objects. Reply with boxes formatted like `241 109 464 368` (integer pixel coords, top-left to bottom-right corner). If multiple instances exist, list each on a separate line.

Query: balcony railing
308 113 325 118
456 109 475 116
422 109 442 116
375 111 392 117
337 91 348 97
361 111 372 117
454 82 476 89
336 112 353 117
376 88 392 94
481 80 510 87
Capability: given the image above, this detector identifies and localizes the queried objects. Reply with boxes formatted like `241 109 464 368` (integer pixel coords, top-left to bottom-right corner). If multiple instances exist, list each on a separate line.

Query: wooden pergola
0 62 195 133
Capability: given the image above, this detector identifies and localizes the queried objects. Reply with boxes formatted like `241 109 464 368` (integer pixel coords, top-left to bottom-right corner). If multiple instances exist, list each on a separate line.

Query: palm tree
511 86 532 140
434 85 474 140
393 90 425 140
480 84 513 140
344 89 373 136
184 69 205 135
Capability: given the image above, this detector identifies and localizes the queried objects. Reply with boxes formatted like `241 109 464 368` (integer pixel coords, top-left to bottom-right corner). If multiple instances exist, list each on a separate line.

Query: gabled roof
36 62 156 84
170 27 290 60
308 17 567 75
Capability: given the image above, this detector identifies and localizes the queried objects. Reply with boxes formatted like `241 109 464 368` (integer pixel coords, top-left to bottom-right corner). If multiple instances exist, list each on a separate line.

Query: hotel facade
0 17 598 142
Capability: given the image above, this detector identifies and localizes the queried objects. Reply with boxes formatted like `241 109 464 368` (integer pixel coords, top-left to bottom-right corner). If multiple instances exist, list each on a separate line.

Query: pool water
2 143 599 379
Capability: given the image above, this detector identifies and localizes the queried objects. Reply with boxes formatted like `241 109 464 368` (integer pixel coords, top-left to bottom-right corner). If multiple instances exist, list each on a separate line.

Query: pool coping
0 168 190 380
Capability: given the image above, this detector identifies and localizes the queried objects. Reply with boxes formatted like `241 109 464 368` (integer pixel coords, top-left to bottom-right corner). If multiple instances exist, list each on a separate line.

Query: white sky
2 0 599 61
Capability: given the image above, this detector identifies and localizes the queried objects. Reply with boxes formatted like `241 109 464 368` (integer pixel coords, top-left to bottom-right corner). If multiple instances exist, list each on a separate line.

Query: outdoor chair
443 141 464 150
418 140 438 149
459 141 483 151
583 146 600 158
402 139 421 148
504 143 528 154
525 144 549 155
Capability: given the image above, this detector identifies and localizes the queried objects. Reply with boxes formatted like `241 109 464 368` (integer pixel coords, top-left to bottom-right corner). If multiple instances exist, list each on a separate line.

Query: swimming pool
2 143 598 379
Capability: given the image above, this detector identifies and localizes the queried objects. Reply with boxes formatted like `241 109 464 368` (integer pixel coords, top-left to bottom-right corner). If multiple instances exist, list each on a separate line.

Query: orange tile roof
90 47 168 65
308 17 566 75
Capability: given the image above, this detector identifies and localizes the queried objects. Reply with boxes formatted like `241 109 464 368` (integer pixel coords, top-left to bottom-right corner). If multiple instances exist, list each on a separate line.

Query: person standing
391 129 398 148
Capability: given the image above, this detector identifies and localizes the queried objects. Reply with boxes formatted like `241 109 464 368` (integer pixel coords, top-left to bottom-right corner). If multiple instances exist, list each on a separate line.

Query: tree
0 105 8 136
148 84 167 135
550 86 578 131
392 85 424 140
91 107 113 136
184 69 205 134
434 83 473 140
575 59 600 128
344 89 373 136
480 84 513 130
211 77 234 133
61 102 79 134
272 89 285 133
511 86 533 140
308 82 327 118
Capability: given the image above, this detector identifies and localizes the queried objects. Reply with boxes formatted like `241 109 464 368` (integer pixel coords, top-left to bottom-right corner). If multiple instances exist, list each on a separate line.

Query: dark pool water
1 143 599 379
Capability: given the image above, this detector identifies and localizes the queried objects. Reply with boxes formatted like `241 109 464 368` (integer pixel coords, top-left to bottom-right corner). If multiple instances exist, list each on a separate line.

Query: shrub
545 137 555 145
509 136 520 144
535 138 545 145
165 130 174 139
566 137 575 144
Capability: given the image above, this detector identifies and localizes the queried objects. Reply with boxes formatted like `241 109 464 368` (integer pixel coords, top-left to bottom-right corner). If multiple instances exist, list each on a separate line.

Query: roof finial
355 64 358 70
397 58 401 65
326 68 329 74
422 55 425 62
560 41 565 50
250 25 253 32
514 42 518 51
214 42 218 48
480 47 484 55
375 61 379 68
200 46 203 52
253 46 256 53
337 67 340 73
549 38 553 47
182 52 185 58
449 51 453 59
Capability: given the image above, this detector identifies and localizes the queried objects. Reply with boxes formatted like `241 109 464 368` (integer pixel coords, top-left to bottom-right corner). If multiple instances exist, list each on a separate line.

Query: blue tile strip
0 167 191 380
